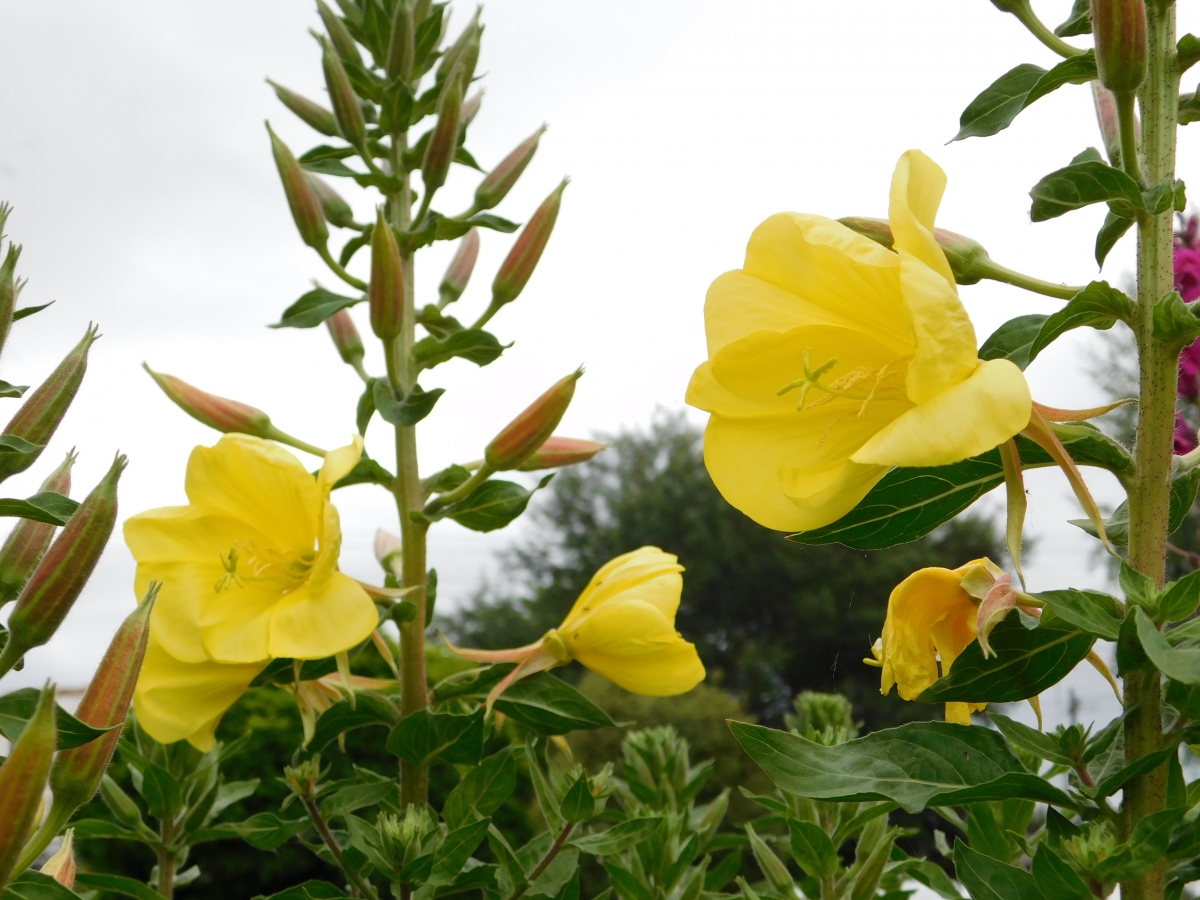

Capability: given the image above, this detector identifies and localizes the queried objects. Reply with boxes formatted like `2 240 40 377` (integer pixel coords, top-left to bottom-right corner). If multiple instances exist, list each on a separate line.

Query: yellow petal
133 632 265 750
268 571 378 660
199 581 281 664
561 547 683 627
851 359 1031 467
140 561 219 664
317 436 364 494
898 254 980 404
888 150 955 289
880 567 976 700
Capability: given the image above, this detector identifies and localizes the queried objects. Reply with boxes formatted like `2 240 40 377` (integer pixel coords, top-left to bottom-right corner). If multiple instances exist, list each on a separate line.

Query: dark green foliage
446 413 1005 728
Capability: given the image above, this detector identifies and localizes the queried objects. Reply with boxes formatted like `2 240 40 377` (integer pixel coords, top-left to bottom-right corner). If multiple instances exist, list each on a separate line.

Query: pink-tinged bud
267 80 339 138
144 365 274 437
517 436 606 471
370 209 405 340
837 217 995 286
307 173 356 229
326 309 365 367
320 36 366 147
0 683 56 893
485 369 583 471
475 126 546 212
387 0 415 81
0 325 98 482
40 829 75 888
456 28 482 89
375 529 402 570
422 62 465 194
49 585 155 814
0 450 76 606
1092 0 1147 94
267 123 329 250
6 455 125 658
317 0 364 67
461 90 484 130
439 229 479 305
1091 83 1126 167
491 179 567 307
436 9 481 83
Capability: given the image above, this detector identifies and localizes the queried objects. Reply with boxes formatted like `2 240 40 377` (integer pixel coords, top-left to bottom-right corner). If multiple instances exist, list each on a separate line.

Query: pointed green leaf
1030 160 1144 221
1136 607 1200 684
373 380 444 427
412 328 507 370
74 873 173 900
571 817 664 856
443 749 517 830
1054 0 1091 36
446 476 553 533
1028 281 1132 361
1035 589 1123 641
953 64 1045 141
271 287 363 329
0 492 79 526
987 711 1075 767
387 708 484 766
953 840 1046 900
788 820 838 878
0 687 116 749
493 673 616 735
1096 208 1135 267
979 314 1048 370
247 881 353 900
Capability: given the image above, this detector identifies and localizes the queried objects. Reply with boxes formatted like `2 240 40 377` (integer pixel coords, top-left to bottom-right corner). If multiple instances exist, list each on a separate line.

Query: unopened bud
267 80 340 138
326 309 365 367
268 123 329 250
375 529 402 571
0 683 56 893
40 829 75 889
456 28 482 89
1091 83 1125 167
0 238 21 360
387 0 415 82
320 35 366 147
461 90 484 129
49 585 156 813
436 9 481 83
7 455 125 656
837 217 994 286
422 63 465 194
307 173 356 229
317 0 364 67
518 436 606 471
491 179 567 306
475 126 546 212
1092 0 1147 94
0 325 98 482
144 365 274 437
370 209 405 340
485 369 582 471
0 450 76 606
439 228 480 305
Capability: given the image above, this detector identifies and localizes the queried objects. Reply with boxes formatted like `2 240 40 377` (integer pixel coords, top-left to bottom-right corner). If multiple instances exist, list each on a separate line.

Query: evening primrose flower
127 433 379 748
686 150 1031 532
446 546 705 707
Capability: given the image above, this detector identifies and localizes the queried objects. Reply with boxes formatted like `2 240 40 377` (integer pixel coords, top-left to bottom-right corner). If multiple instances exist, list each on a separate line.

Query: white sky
0 0 1196 728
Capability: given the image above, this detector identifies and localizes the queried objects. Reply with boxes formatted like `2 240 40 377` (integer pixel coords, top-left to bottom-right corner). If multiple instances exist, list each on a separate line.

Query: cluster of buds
378 805 438 874
0 204 25 359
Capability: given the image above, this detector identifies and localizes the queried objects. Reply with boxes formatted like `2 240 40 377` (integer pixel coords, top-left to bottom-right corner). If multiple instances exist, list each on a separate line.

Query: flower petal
898 254 980 404
561 547 683 627
880 566 976 700
888 150 955 289
268 571 378 660
199 581 281 664
317 436 364 494
851 358 1031 467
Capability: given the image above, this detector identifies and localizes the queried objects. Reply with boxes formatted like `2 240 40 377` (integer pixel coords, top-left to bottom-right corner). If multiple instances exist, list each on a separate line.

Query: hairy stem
156 819 175 900
1010 1 1085 58
981 264 1083 300
506 822 574 900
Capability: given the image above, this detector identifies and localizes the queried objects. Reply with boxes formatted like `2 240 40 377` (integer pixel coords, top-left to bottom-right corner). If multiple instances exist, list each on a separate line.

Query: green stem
1010 1 1085 58
505 822 574 900
265 426 329 458
14 799 73 875
317 244 369 292
1117 91 1145 185
302 797 380 900
0 636 27 681
156 819 176 900
423 463 493 516
470 298 504 331
981 263 1083 300
1122 6 1178 900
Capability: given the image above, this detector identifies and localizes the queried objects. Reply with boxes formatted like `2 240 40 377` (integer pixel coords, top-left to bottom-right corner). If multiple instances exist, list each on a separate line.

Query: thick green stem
1122 6 1178 900
156 819 176 900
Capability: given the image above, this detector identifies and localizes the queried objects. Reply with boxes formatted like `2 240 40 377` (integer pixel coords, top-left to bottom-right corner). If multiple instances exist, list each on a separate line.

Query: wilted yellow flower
686 150 1031 532
446 546 705 706
127 434 379 748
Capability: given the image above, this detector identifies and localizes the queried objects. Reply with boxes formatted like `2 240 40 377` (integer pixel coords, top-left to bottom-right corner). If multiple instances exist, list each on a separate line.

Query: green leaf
0 491 79 526
386 708 485 766
1136 607 1200 684
356 380 376 436
249 656 338 687
140 763 183 820
319 780 398 821
0 381 27 399
1030 845 1090 900
987 711 1075 767
1096 208 1135 267
74 874 164 900
435 213 521 241
953 840 1046 900
340 230 371 267
1028 281 1132 361
12 303 52 322
416 304 464 340
298 144 357 164
412 328 507 370
446 476 553 533
571 817 664 856
423 464 472 496
1153 291 1200 349
493 672 616 735
1094 741 1179 799
788 819 838 878
1072 467 1200 545
1035 589 1123 641
604 863 652 900
309 694 400 752
560 774 595 823
904 858 964 900
373 380 445 427
222 812 311 850
380 79 415 134
271 287 362 329
1180 34 1200 74
0 873 77 900
979 314 1047 369
329 457 395 491
1030 160 1144 222
1055 0 1091 36
252 881 353 900
1121 560 1159 611
729 720 1074 815
69 818 152 843
443 749 517 830
428 818 493 887
0 687 117 749
953 64 1045 141
1094 809 1183 881
918 611 1094 704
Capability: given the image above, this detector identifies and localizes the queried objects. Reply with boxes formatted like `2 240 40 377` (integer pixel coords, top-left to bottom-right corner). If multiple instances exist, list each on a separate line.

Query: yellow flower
446 546 705 706
127 433 379 748
685 150 1032 532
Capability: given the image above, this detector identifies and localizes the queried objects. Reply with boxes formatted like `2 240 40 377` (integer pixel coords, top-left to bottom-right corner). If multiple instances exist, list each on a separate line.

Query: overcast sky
1 0 1196 729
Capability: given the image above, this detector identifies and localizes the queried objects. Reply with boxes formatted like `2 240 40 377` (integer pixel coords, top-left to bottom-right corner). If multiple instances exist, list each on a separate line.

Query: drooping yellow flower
446 546 705 706
127 433 379 748
685 150 1031 532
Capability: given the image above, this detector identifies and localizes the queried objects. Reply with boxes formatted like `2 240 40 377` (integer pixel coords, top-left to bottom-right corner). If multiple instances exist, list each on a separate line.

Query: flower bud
6 455 126 656
375 529 403 571
461 90 484 130
267 124 329 250
438 228 479 305
0 237 21 360
1092 0 1147 94
436 9 481 83
485 369 582 471
370 209 405 340
422 63 465 194
0 325 98 482
387 0 415 82
267 80 339 137
49 585 155 814
320 35 366 147
456 28 482 89
517 436 606 471
1091 83 1125 167
144 365 275 438
0 683 56 893
307 173 356 229
475 126 546 212
491 179 567 307
0 450 76 606
326 309 365 368
837 217 995 286
317 0 364 67
40 829 75 889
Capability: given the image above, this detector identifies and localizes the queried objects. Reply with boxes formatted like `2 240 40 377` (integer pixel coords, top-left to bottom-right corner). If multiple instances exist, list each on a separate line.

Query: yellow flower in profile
127 434 379 748
686 150 1032 532
446 546 705 706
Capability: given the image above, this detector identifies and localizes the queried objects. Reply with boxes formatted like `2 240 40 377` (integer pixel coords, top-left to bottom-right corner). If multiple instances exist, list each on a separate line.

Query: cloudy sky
1 0 1197 728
